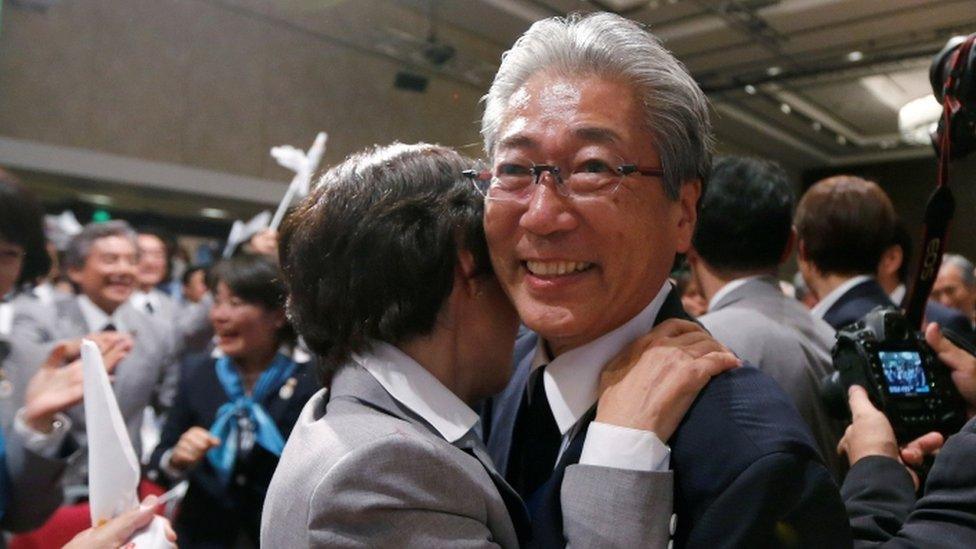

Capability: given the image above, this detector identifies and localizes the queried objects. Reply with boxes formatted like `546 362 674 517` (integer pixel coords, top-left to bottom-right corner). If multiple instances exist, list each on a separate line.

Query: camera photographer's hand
597 319 741 440
925 322 976 416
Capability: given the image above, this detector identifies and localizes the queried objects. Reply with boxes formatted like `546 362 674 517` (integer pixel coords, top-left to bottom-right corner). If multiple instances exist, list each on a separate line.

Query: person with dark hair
687 155 844 477
148 253 316 547
796 175 898 330
11 220 179 501
0 169 51 294
262 142 738 547
181 265 209 304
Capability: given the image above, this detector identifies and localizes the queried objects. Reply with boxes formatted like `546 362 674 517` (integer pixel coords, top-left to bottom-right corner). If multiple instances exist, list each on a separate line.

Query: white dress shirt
355 342 479 444
809 275 873 320
530 283 673 473
77 294 127 332
890 284 906 306
130 289 163 316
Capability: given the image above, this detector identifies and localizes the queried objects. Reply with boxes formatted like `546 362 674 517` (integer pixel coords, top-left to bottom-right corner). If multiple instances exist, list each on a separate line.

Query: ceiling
217 0 976 171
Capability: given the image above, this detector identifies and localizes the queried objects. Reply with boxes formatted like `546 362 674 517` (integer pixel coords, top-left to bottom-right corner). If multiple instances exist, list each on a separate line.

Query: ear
796 236 808 262
455 249 482 297
674 179 702 254
67 266 84 286
877 244 903 277
779 228 797 265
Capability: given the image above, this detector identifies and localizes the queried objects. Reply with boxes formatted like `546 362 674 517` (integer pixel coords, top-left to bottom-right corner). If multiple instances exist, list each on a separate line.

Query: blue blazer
485 289 851 547
147 354 319 548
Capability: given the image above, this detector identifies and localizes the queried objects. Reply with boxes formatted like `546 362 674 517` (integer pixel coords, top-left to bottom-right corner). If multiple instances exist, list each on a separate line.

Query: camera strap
903 34 976 329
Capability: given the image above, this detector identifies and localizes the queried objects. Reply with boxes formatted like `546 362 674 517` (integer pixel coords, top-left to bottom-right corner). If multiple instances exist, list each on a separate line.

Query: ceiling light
898 94 941 145
846 51 864 62
811 121 822 131
744 84 757 95
81 193 114 206
200 208 230 219
780 103 791 114
836 135 847 145
766 66 782 77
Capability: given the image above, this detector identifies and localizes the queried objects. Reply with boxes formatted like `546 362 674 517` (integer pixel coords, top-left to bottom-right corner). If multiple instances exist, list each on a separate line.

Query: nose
518 173 578 236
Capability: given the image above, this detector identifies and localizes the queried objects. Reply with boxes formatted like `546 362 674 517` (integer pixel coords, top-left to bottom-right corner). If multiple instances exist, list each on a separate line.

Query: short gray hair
64 220 138 270
943 253 976 288
481 12 712 199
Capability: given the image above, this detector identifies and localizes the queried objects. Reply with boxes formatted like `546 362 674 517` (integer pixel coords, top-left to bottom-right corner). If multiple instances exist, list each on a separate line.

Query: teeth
526 260 592 276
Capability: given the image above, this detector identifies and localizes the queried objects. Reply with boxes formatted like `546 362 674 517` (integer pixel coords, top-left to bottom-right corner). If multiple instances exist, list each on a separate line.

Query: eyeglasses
462 155 664 203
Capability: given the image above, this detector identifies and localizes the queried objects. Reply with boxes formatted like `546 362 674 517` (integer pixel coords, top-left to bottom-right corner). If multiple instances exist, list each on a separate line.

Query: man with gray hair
12 220 179 495
933 253 976 330
479 12 849 546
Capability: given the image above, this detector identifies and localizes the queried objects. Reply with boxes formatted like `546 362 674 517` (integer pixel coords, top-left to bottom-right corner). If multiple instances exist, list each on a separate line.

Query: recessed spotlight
200 207 230 219
836 135 847 145
780 103 792 114
880 141 893 149
846 51 864 62
812 121 822 131
81 193 114 206
766 66 782 77
744 84 757 95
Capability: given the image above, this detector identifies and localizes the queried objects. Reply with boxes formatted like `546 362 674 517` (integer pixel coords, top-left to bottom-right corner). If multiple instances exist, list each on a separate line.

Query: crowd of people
1 11 975 549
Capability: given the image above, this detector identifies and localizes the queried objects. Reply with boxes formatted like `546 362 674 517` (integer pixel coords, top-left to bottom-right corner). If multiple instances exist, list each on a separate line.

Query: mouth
524 260 594 277
105 276 133 291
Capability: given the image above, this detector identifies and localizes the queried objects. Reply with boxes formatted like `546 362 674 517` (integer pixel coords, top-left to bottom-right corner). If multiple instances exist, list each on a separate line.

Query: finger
847 385 879 417
901 431 944 466
666 335 729 360
648 319 704 341
95 500 156 544
101 341 131 372
924 323 954 354
692 351 742 378
42 342 70 370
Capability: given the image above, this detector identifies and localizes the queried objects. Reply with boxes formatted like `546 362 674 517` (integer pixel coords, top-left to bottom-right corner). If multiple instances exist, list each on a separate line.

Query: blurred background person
932 254 976 330
672 264 708 317
181 265 210 305
688 155 844 477
148 253 317 548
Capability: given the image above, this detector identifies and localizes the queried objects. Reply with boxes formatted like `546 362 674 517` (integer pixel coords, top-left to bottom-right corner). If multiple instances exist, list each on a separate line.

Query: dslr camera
821 307 967 444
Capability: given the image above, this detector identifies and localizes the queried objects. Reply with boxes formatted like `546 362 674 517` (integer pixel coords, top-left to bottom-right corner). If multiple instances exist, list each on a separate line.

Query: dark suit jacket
486 289 851 547
822 279 975 344
843 415 976 548
147 354 318 548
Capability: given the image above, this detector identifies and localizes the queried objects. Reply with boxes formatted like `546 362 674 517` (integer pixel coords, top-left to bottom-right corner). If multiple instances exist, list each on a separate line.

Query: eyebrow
496 126 623 152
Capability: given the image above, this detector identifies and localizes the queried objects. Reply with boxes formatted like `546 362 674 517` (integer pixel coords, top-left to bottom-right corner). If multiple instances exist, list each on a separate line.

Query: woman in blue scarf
148 253 318 548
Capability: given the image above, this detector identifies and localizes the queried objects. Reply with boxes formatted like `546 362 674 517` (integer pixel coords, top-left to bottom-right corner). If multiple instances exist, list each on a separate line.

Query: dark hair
693 156 795 274
137 227 175 279
181 264 209 286
892 219 913 283
795 175 896 276
279 143 490 370
209 253 294 343
0 169 51 285
64 220 139 271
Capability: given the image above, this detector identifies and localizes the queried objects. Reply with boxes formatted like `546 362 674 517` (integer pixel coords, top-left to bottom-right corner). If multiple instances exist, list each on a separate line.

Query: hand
63 496 177 549
900 431 944 469
838 385 900 465
596 319 741 440
22 333 132 433
248 228 279 257
170 426 221 471
925 322 976 416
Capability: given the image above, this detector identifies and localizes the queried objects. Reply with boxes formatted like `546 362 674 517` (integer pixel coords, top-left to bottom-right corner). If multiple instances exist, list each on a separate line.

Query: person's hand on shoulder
597 319 741 440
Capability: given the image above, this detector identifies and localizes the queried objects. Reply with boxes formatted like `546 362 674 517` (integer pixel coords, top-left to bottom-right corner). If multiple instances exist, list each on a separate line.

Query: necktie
102 323 117 332
506 366 562 500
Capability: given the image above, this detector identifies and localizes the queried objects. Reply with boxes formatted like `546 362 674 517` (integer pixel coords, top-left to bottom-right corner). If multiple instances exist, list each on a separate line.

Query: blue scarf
207 353 298 486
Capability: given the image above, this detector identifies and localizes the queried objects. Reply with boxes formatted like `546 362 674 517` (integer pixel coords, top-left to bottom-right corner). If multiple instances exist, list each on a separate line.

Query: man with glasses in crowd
474 12 849 546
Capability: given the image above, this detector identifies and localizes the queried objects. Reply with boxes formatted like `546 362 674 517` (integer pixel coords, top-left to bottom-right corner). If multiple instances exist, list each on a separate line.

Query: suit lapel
486 329 538 476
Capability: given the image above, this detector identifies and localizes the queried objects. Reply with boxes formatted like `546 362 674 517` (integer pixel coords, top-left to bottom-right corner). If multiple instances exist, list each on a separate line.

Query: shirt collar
810 274 873 319
354 341 479 444
707 275 764 311
531 282 672 435
890 283 906 306
77 294 125 332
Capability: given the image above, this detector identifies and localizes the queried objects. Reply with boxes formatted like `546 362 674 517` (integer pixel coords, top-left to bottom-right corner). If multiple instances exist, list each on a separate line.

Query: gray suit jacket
262 363 674 548
134 290 213 356
699 276 845 478
11 295 178 486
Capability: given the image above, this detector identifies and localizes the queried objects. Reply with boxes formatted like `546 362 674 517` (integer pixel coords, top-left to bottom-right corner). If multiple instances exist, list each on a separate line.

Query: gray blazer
136 290 213 356
261 363 674 548
699 276 845 477
11 295 179 486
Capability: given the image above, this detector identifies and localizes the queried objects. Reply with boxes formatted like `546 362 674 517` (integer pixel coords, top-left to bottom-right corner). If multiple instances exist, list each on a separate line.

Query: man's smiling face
484 72 700 356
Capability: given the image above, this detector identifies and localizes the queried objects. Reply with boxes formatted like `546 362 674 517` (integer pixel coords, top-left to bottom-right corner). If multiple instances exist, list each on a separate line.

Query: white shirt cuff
13 408 72 458
159 448 187 481
579 421 670 472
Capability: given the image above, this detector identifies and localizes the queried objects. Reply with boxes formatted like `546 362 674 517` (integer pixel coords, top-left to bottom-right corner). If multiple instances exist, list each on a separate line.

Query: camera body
822 307 967 444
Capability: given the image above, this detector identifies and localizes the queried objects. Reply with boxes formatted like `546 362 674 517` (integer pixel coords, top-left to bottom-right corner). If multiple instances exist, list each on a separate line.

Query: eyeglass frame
462 157 665 202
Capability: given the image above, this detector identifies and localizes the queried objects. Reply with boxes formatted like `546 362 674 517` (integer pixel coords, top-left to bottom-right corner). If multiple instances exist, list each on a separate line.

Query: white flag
269 132 329 229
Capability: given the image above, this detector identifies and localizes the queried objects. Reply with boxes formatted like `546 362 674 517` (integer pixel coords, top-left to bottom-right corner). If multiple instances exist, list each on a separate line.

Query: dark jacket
147 354 319 548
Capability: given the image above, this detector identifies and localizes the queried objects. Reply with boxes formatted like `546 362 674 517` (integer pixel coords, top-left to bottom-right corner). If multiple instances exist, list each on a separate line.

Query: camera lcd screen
878 351 930 395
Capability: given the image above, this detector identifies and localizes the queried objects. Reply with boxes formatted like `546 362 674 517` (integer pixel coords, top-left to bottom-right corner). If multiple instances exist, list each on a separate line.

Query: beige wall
0 0 489 183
